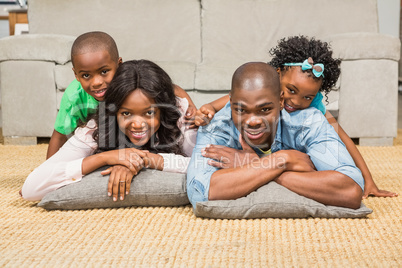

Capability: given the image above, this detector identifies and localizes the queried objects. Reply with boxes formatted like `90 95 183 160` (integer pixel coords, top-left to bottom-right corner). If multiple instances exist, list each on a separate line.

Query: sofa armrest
322 32 400 144
0 34 76 65
322 32 400 61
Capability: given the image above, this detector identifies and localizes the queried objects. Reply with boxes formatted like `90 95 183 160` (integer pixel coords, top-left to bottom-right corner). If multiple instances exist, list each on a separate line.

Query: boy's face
73 50 122 101
230 86 283 150
278 67 322 113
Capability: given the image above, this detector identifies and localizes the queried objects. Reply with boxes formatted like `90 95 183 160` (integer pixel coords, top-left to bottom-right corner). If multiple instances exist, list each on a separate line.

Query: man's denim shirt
186 102 364 208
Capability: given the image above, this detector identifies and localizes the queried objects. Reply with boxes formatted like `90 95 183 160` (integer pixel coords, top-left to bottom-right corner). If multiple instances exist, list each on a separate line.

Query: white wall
377 0 400 37
0 20 8 127
0 4 19 38
0 20 8 38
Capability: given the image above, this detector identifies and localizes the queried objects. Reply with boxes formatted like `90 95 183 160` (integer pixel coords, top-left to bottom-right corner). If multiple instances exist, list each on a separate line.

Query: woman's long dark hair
92 60 183 155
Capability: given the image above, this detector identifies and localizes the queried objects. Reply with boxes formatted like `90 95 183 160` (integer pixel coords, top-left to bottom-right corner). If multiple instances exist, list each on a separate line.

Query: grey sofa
0 0 400 146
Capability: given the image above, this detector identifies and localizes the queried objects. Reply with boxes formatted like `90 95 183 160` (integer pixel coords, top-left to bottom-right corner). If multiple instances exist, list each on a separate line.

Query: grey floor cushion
38 167 189 210
194 182 373 219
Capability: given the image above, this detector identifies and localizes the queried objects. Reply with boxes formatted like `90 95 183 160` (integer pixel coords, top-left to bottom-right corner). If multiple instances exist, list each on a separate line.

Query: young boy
186 62 364 210
47 31 196 159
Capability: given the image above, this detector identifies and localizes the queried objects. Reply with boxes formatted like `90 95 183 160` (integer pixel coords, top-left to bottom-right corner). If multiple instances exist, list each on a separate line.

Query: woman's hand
101 148 150 174
194 103 216 127
101 165 136 201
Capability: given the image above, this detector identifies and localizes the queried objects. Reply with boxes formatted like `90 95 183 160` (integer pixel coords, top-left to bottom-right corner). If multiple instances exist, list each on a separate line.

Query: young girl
21 60 197 202
194 35 397 199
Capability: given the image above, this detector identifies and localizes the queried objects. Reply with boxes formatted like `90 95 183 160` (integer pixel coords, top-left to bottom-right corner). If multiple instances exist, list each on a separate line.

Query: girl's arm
325 111 398 198
195 94 230 126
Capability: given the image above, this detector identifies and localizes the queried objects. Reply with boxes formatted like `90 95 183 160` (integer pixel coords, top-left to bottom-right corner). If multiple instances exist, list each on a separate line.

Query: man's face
230 86 283 150
73 50 122 101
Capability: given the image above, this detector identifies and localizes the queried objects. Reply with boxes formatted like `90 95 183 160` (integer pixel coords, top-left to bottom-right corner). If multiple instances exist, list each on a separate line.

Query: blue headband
283 57 324 78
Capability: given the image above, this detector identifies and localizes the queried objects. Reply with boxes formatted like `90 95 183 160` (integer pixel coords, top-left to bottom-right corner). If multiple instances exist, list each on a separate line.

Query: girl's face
278 67 323 113
117 89 161 147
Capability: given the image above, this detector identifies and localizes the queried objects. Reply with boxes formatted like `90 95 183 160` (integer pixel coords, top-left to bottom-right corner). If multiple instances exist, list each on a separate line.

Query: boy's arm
173 84 197 128
173 84 196 107
325 111 398 198
46 130 68 159
195 95 230 126
48 79 83 159
208 94 230 111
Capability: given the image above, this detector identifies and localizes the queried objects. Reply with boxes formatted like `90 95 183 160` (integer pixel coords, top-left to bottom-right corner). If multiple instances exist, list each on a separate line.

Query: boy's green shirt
54 80 99 135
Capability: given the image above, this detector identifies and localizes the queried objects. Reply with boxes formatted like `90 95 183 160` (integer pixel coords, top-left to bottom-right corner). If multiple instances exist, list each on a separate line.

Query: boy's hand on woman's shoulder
183 104 197 129
194 104 217 127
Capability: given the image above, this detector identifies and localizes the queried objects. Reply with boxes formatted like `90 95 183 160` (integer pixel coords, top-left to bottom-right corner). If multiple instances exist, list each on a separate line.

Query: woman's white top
21 97 197 201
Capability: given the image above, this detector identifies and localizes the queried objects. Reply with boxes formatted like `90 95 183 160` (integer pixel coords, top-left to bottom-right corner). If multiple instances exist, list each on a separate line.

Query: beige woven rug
0 131 401 267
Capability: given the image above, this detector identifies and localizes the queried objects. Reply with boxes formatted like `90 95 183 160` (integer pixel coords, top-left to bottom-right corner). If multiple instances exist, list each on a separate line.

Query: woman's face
278 67 322 113
117 89 161 147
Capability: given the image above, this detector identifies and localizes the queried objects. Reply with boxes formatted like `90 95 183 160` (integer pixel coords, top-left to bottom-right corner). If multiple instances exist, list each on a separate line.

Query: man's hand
278 150 316 172
202 135 259 169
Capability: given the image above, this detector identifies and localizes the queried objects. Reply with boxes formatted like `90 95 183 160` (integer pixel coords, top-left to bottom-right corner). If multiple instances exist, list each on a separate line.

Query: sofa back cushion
28 0 201 89
196 0 379 90
28 0 201 63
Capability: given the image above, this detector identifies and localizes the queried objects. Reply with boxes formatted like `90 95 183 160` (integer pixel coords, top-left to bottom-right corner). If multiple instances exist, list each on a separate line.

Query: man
187 62 363 210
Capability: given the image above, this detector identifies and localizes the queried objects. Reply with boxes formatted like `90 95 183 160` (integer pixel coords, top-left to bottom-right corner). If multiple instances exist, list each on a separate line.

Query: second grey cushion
195 182 373 219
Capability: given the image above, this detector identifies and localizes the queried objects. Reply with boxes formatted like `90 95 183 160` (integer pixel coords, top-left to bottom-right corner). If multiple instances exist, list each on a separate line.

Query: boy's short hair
71 31 119 66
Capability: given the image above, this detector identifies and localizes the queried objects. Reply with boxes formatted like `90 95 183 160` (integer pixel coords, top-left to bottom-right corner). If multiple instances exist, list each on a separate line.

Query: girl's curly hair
269 35 341 95
91 60 183 155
